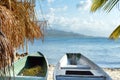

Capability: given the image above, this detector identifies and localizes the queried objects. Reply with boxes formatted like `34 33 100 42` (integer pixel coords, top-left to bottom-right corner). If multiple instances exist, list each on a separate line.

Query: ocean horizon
18 37 120 68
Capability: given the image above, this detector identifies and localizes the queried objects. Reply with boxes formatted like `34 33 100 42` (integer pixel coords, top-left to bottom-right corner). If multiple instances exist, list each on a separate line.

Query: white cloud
55 6 68 12
49 8 55 13
48 0 54 4
45 2 120 37
77 0 92 10
63 6 68 11
47 14 119 37
46 6 68 25
46 8 56 24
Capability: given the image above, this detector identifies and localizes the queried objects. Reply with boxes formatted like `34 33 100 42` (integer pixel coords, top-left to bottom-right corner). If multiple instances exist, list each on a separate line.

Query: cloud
46 8 56 24
46 6 68 24
48 0 54 4
55 6 68 12
63 6 68 11
77 0 92 10
47 14 119 37
45 2 119 37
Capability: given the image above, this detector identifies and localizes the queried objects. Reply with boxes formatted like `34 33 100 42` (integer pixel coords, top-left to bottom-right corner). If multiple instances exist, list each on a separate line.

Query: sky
36 0 120 37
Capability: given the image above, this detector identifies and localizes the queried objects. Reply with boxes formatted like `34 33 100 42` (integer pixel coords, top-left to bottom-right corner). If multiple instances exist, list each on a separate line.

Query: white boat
54 53 111 80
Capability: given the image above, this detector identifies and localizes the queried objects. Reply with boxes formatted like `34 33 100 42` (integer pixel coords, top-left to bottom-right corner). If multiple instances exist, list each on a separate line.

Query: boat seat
61 65 91 69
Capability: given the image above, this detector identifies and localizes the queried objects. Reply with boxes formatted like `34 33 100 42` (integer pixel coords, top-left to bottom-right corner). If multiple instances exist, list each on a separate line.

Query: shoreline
48 64 120 80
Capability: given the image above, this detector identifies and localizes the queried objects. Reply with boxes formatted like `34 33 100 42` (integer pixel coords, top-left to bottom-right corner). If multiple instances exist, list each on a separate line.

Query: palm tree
91 0 120 39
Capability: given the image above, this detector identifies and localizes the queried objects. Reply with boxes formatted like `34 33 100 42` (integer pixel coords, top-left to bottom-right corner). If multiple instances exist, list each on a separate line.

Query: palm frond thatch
0 0 44 49
109 25 120 39
0 0 46 78
0 5 25 48
0 31 14 77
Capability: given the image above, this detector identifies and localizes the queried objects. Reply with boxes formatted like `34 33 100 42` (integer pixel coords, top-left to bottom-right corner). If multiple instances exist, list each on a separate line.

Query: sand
103 68 120 80
48 65 120 80
48 65 55 80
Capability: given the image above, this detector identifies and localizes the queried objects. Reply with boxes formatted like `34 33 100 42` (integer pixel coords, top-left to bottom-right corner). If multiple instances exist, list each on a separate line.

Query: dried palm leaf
0 0 46 79
0 5 25 48
0 31 14 78
0 0 44 50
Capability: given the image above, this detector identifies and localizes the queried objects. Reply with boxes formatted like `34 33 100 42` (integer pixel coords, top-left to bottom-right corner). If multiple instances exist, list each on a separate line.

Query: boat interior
0 53 48 80
17 56 47 77
60 53 91 69
7 53 47 77
55 53 107 80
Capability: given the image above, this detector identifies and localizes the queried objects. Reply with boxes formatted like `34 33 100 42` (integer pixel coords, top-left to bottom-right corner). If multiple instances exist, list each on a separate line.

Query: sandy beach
48 65 120 80
103 68 120 80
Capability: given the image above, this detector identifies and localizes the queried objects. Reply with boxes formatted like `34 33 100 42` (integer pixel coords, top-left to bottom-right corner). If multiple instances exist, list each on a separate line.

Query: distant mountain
44 29 92 38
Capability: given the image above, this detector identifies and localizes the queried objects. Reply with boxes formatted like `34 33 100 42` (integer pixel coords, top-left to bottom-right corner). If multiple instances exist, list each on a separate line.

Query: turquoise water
19 37 120 68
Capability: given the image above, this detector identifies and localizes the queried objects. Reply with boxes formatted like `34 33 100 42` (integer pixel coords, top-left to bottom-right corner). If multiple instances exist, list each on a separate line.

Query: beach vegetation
91 0 120 39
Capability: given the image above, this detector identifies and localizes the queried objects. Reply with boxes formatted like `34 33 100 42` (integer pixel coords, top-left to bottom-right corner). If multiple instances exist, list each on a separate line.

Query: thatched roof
0 0 43 49
0 31 14 77
0 0 46 78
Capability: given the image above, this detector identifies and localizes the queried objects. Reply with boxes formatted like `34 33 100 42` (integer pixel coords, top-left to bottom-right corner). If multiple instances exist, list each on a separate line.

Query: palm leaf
109 25 120 39
0 31 14 78
91 0 107 12
0 0 45 50
91 0 120 40
0 0 46 79
104 0 119 12
91 0 119 12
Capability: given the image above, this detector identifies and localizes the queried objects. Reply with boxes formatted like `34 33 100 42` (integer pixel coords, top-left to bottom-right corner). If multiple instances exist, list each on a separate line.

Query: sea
18 37 120 68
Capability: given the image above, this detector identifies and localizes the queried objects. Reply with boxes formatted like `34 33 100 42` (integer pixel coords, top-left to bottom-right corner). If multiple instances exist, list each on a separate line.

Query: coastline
48 64 120 80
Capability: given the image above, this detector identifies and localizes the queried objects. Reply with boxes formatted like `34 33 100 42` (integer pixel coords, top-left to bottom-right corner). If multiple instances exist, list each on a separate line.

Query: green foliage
104 0 119 12
91 0 120 39
91 0 119 12
91 0 107 12
109 25 120 39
